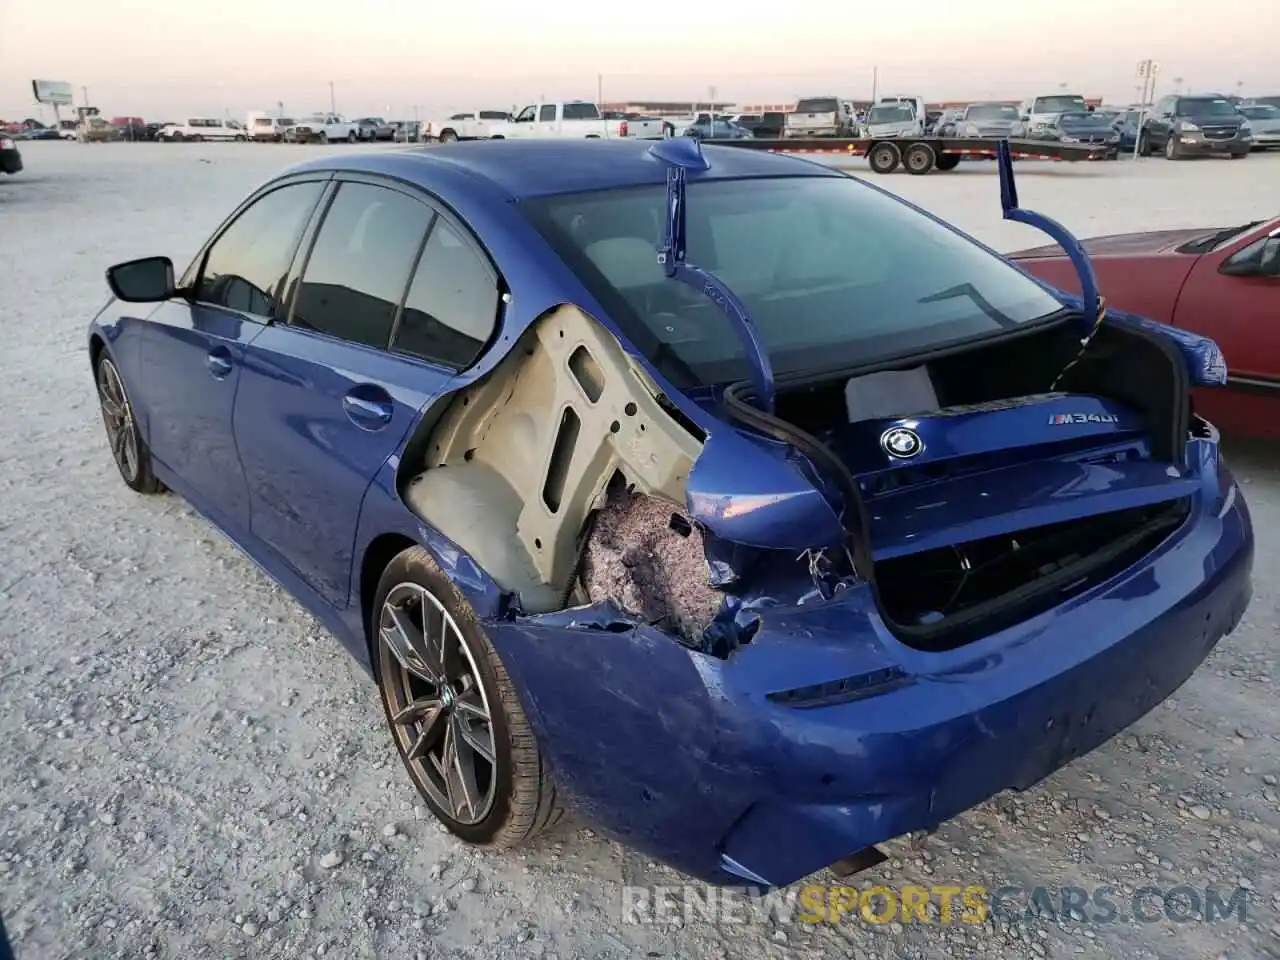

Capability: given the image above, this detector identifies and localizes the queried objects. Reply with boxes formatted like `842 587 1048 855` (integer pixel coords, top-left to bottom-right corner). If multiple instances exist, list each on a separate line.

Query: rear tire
372 547 562 847
438 129 458 143
867 141 901 174
904 142 936 175
934 153 961 171
348 130 358 143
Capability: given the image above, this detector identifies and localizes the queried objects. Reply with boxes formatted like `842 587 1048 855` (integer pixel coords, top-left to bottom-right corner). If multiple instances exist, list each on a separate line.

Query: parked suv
1139 94 1252 160
783 96 856 138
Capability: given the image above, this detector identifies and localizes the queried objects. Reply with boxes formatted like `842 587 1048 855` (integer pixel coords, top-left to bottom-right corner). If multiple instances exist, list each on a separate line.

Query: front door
137 178 328 530
233 177 502 607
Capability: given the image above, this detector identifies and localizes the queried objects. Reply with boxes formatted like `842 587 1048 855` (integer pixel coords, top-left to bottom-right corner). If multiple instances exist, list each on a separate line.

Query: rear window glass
795 98 839 113
521 177 1063 388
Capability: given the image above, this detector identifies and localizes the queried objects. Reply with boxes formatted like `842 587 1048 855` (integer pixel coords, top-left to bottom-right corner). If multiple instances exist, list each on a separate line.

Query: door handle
342 389 394 430
206 350 233 378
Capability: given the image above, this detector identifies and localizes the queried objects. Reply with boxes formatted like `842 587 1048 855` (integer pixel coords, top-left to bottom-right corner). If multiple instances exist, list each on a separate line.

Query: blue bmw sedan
89 138 1252 887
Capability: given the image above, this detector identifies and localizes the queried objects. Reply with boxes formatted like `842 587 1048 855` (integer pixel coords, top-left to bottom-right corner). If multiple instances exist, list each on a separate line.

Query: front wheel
867 141 902 174
1164 135 1180 160
372 547 562 846
96 356 164 494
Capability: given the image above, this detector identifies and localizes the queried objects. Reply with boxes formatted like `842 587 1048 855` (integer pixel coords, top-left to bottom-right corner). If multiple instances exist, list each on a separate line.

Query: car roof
283 139 839 199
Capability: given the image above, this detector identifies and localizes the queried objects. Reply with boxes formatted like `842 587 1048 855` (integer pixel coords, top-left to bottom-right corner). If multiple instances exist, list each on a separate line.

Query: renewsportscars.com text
621 883 1249 926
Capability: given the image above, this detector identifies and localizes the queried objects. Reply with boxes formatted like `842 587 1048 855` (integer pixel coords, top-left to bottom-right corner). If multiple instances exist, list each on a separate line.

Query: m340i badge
1049 412 1120 425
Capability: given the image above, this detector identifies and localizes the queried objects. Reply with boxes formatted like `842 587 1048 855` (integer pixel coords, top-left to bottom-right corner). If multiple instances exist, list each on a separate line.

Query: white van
157 118 247 142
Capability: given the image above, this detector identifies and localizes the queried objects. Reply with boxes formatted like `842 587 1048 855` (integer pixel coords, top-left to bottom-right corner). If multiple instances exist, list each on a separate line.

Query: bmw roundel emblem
881 426 923 459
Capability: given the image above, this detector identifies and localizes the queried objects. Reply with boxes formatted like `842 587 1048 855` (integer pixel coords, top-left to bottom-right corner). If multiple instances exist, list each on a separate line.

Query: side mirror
106 256 176 303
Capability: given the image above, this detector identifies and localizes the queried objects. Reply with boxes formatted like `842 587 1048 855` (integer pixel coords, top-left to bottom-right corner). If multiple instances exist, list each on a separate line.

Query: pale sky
2 0 1277 121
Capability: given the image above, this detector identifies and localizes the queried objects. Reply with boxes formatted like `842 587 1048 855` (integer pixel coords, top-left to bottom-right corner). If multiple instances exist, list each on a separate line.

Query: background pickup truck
425 110 512 142
286 114 358 143
501 101 668 139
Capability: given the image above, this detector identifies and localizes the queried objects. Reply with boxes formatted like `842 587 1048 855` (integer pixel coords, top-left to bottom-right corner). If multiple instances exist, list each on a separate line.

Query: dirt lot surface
2 141 1279 960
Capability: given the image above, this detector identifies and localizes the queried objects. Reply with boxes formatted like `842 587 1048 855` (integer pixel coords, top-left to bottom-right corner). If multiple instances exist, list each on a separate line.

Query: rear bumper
488 437 1252 887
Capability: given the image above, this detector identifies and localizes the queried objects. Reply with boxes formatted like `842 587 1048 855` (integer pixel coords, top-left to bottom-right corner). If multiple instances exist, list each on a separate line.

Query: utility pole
81 86 89 107
329 81 336 114
1134 59 1160 159
597 73 603 107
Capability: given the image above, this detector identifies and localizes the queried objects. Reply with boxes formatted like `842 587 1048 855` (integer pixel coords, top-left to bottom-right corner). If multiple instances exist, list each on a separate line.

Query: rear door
232 176 503 607
136 176 328 530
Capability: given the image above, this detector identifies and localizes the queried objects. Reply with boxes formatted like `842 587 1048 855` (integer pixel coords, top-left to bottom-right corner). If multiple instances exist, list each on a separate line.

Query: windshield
868 104 914 123
520 177 1065 387
1177 97 1239 117
1240 105 1280 120
1059 112 1108 125
795 98 839 114
1032 95 1087 114
965 104 1019 121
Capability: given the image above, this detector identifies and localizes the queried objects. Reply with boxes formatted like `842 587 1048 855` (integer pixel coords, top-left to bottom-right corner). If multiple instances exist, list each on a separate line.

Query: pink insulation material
581 486 723 642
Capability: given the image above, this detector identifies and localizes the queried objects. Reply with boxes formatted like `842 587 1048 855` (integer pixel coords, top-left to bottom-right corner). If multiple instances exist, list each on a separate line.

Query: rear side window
795 98 838 113
393 218 499 368
197 181 325 318
562 102 599 120
290 183 434 349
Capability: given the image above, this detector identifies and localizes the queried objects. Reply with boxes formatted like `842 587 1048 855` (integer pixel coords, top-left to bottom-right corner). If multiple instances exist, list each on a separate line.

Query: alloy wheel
97 358 139 483
376 582 498 825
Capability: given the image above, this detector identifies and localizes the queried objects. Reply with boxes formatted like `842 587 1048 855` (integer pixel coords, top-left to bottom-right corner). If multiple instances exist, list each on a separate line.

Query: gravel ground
2 141 1279 960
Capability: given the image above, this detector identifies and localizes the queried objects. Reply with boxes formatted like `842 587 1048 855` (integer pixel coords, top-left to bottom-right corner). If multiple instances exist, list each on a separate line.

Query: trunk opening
724 316 1194 652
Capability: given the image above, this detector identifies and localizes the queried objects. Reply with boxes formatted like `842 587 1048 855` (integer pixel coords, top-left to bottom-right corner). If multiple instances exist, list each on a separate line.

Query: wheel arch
359 532 419 656
88 332 107 371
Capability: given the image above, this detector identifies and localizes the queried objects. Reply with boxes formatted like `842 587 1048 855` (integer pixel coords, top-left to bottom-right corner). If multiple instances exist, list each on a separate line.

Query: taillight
0 138 14 150
619 120 629 137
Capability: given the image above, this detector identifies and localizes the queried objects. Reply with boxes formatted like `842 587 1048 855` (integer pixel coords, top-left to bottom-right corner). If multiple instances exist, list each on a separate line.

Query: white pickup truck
286 113 359 144
498 101 669 139
425 110 512 142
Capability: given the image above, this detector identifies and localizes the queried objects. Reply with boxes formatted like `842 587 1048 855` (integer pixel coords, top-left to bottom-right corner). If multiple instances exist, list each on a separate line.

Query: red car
1011 217 1280 438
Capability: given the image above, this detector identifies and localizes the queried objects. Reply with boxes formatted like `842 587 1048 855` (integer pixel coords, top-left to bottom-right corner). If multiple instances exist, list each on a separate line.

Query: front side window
197 181 326 318
522 176 1065 387
393 218 499 368
514 106 535 122
290 183 434 349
